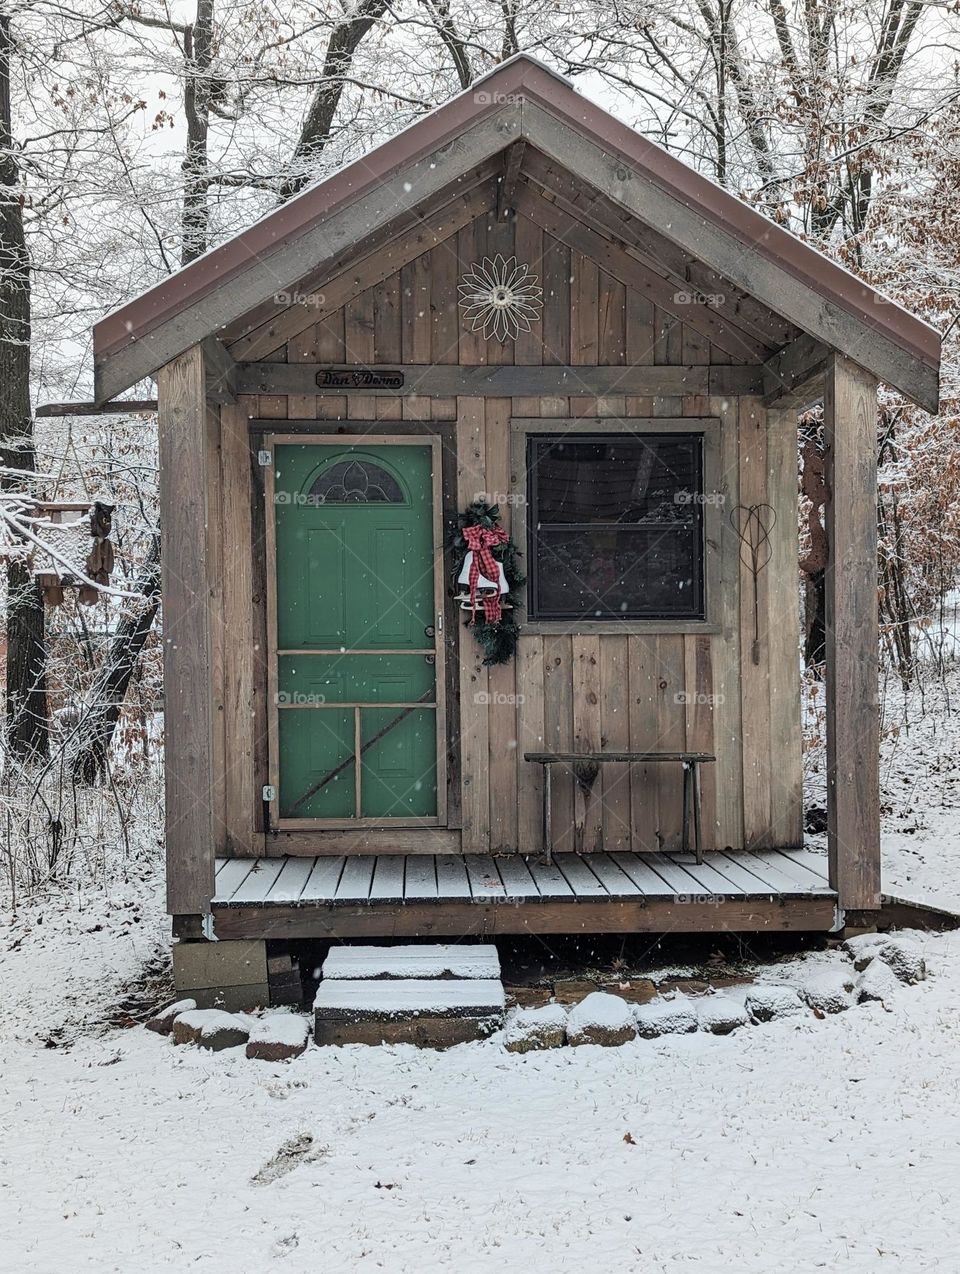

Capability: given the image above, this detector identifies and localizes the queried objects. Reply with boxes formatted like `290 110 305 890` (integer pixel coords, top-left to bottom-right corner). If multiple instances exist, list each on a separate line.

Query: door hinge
262 784 276 802
257 449 272 467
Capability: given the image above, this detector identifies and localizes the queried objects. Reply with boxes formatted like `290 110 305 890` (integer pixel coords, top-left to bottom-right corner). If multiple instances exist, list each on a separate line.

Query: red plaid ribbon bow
463 523 508 623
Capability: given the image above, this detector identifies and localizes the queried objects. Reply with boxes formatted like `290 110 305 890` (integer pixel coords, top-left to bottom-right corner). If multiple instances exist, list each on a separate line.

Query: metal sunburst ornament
458 254 543 342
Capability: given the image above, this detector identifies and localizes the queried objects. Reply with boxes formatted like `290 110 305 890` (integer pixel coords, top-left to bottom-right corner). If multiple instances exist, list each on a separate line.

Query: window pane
527 432 705 620
309 458 404 504
530 436 700 525
531 526 700 618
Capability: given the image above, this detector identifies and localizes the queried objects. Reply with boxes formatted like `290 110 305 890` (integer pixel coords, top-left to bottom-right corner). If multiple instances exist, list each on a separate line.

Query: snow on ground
0 928 959 1271
2 656 960 1272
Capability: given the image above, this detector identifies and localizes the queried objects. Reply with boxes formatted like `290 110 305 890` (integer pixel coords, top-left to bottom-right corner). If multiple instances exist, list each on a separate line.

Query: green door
271 441 441 823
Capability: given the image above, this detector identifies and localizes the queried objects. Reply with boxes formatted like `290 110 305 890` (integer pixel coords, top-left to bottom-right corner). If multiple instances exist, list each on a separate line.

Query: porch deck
211 849 838 939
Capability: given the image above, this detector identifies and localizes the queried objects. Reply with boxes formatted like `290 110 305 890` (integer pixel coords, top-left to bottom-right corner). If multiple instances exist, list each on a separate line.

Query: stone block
504 1005 568 1053
566 992 636 1046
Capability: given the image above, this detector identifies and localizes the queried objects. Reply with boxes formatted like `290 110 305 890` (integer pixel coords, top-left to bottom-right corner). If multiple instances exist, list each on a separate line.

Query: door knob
424 625 435 638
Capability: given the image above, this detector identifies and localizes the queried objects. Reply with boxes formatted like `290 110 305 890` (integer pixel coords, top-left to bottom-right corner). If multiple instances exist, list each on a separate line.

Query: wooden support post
157 344 221 920
823 354 881 912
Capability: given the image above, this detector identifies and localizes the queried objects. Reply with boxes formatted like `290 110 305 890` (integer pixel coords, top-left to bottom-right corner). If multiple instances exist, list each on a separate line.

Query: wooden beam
498 140 526 219
763 333 830 407
522 102 940 412
157 345 219 917
236 363 765 399
514 183 771 363
824 354 881 912
95 106 522 401
35 399 157 417
212 895 838 939
201 337 237 404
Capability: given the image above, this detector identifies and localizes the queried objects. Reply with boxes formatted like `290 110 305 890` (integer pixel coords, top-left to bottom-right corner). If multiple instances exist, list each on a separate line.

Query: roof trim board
93 54 940 410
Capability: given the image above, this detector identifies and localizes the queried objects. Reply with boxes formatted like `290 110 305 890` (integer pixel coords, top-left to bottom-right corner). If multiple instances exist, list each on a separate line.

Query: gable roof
93 54 941 411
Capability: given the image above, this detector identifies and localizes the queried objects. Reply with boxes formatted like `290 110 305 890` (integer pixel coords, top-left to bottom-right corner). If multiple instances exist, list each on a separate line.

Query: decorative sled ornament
450 501 524 666
458 254 543 342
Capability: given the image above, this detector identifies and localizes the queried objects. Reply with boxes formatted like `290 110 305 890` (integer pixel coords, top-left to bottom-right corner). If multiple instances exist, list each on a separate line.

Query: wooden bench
523 751 716 864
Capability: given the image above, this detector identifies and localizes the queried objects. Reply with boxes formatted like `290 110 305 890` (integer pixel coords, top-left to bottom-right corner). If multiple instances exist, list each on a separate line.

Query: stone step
314 977 505 1048
320 943 500 981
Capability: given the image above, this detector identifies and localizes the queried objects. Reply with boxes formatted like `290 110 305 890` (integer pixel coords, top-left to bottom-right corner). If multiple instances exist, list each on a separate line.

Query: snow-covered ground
2 660 960 1273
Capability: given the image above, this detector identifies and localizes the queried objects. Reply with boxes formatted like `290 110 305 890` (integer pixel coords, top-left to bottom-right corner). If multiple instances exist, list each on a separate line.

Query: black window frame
525 431 706 622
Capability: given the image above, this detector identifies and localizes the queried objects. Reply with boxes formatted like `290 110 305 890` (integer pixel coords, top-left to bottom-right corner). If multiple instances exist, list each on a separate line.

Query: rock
843 932 887 971
566 992 636 1047
633 994 699 1039
505 986 552 1009
553 979 598 1005
878 937 926 984
598 978 657 1005
246 1014 310 1061
504 1005 568 1053
696 995 751 1035
856 959 902 1007
797 968 855 1014
145 998 197 1035
744 984 806 1023
172 1008 250 1050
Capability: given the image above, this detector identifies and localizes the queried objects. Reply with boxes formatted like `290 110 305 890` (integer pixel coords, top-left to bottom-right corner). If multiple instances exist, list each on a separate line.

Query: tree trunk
0 12 47 761
71 535 161 785
279 0 391 201
181 0 215 265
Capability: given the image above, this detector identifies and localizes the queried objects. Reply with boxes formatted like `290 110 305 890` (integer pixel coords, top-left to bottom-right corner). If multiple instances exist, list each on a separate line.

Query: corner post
823 354 880 912
157 344 220 922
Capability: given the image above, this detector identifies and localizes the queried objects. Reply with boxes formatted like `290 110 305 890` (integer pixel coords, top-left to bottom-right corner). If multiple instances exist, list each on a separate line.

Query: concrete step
321 942 500 981
314 975 505 1048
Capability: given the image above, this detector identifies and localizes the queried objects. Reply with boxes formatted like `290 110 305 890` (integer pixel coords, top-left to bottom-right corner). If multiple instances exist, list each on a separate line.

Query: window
309 458 404 504
526 433 704 621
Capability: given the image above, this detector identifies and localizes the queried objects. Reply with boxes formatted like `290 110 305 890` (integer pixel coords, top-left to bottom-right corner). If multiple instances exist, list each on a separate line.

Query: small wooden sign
316 367 404 390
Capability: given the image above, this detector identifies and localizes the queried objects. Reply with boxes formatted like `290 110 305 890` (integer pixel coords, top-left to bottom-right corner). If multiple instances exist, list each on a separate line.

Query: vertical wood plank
516 634 545 853
374 271 402 421
600 636 631 850
485 397 518 851
220 400 260 854
824 355 880 910
709 393 744 849
683 634 717 852
628 635 659 851
456 396 489 851
767 406 804 847
543 635 574 852
738 396 773 847
571 635 602 852
655 634 687 850
345 290 376 419
158 346 217 914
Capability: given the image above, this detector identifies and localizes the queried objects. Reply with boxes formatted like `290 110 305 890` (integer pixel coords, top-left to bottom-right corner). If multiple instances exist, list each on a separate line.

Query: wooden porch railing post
823 353 881 913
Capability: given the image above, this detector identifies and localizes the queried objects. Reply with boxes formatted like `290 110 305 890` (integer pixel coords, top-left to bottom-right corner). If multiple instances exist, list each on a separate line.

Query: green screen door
272 442 440 823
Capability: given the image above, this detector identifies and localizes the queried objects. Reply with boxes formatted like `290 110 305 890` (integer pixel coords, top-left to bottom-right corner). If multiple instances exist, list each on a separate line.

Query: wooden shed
93 56 940 1002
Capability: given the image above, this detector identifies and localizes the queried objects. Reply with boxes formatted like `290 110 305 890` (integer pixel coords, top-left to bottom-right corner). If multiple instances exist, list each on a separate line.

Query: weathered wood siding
220 208 803 854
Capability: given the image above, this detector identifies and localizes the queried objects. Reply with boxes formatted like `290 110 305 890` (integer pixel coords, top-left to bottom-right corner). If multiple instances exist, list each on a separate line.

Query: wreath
451 500 524 666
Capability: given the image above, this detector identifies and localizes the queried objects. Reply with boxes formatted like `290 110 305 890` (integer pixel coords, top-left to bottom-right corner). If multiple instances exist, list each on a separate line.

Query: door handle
424 625 435 638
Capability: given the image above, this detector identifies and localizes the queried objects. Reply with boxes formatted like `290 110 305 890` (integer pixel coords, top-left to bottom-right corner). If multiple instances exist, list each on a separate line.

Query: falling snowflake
458 254 543 342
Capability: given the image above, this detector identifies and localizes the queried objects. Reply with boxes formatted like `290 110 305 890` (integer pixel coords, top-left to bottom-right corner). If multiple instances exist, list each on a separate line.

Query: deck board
405 856 439 900
465 855 506 899
495 855 542 898
266 856 316 903
336 855 376 902
213 849 833 909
